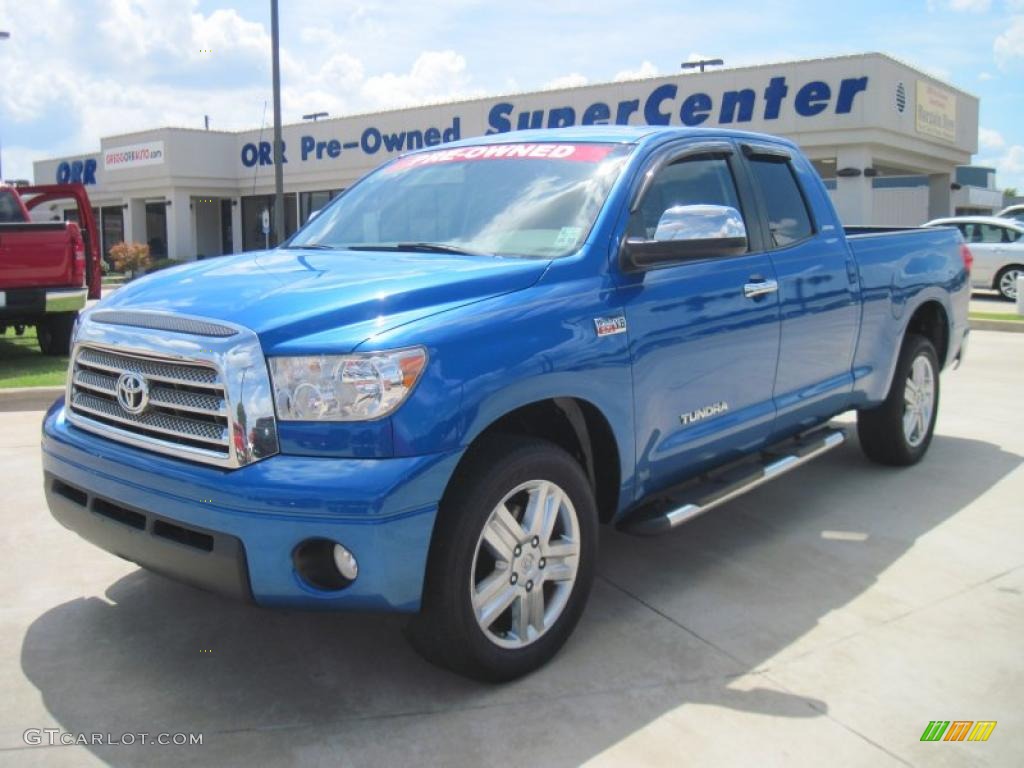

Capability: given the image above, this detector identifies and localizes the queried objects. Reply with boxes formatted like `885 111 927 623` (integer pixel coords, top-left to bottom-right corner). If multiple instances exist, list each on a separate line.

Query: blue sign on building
239 75 870 168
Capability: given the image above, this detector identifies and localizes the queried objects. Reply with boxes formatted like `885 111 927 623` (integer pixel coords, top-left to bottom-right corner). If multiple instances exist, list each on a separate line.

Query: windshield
288 142 633 258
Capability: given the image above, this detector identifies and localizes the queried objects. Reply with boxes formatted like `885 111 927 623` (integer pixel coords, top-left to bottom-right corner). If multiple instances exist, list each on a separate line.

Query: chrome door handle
743 279 779 299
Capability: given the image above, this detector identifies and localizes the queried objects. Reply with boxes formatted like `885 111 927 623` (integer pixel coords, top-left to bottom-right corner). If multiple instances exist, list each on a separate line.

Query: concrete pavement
0 331 1021 766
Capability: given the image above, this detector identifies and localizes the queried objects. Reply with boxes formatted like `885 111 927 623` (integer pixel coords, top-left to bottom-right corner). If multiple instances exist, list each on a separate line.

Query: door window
628 156 745 242
747 158 814 248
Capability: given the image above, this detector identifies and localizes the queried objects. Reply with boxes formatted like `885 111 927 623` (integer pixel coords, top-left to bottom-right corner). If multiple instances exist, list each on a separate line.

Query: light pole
302 112 328 122
0 31 9 181
681 58 724 73
269 1 285 245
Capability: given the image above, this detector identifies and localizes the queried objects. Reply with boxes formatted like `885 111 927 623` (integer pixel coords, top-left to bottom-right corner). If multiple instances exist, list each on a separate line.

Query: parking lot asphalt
0 330 1021 767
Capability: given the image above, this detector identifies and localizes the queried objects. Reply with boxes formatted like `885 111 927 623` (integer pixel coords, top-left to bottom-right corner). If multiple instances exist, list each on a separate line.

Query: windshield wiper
286 243 337 250
345 242 493 257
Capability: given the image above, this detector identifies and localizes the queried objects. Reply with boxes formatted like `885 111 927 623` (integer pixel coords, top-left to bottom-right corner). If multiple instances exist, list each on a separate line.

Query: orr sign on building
34 53 978 261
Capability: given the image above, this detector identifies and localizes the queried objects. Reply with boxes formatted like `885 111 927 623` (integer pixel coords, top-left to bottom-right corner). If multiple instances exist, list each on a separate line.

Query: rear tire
857 334 939 466
995 265 1021 301
408 435 597 682
37 313 77 356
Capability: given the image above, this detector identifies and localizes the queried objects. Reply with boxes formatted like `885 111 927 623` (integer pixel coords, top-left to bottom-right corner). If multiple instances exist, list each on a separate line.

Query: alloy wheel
469 479 580 649
903 355 935 448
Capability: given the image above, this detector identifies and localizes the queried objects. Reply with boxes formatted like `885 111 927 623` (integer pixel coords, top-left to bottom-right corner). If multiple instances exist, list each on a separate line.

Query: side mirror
621 204 748 271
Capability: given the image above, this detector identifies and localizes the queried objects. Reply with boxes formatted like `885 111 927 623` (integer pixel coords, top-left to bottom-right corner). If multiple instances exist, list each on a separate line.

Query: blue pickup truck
42 126 970 681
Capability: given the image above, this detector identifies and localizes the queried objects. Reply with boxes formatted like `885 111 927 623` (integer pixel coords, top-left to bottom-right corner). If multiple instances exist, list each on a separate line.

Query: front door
616 146 781 501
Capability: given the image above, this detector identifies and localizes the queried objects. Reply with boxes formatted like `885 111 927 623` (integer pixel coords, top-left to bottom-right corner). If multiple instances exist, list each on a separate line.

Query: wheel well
906 301 949 368
465 398 621 524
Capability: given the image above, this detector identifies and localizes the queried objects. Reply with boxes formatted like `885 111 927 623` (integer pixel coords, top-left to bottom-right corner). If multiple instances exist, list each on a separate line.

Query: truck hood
98 248 549 352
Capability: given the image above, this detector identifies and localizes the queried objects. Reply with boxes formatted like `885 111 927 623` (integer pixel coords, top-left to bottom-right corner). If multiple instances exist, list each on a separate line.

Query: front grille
68 345 230 459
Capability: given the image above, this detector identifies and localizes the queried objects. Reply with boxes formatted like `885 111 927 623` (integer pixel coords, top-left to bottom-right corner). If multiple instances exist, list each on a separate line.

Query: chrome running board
620 426 847 536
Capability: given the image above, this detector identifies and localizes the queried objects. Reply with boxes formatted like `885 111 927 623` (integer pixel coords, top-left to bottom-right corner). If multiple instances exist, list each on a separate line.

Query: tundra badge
680 401 729 425
594 316 627 337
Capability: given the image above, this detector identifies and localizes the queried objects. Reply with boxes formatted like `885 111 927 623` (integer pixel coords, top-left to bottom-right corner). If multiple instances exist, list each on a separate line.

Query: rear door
616 142 781 500
739 143 860 438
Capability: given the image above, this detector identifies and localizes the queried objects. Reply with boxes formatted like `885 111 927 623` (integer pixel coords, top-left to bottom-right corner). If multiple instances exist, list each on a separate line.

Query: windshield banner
386 143 617 172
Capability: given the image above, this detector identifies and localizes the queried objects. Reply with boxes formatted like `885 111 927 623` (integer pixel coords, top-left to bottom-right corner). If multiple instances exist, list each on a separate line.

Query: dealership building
33 52 984 262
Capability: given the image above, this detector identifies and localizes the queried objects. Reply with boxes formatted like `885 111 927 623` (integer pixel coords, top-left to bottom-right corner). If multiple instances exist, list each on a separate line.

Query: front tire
857 334 940 466
995 265 1021 301
409 436 597 682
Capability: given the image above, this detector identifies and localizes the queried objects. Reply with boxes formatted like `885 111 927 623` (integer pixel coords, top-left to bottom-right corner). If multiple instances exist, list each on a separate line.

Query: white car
997 204 1024 225
925 216 1024 300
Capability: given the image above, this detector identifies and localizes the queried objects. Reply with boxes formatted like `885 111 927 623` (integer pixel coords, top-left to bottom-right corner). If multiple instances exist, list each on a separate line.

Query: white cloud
613 61 660 81
542 73 589 90
360 50 480 109
0 0 485 180
950 0 992 10
979 144 1024 191
979 127 1006 150
978 70 994 79
995 15 1024 66
927 0 992 9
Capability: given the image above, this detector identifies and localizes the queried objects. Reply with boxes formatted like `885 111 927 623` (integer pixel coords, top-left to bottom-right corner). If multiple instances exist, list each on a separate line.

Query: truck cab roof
409 125 799 152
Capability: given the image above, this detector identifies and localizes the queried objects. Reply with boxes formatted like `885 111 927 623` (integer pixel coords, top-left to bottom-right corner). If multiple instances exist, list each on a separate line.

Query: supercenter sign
240 73 872 168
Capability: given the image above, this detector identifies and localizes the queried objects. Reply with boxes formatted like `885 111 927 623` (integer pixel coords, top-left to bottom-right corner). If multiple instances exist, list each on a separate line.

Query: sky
0 0 1022 189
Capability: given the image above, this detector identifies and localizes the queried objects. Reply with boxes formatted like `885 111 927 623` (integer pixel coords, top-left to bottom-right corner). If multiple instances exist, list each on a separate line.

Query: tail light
71 231 86 285
959 243 973 273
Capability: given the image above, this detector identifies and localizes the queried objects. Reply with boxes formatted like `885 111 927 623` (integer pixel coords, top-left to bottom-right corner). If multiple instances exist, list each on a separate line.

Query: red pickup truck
0 184 101 354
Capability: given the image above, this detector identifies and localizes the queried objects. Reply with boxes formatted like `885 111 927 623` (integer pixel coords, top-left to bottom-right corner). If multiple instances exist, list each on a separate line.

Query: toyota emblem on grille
116 372 150 415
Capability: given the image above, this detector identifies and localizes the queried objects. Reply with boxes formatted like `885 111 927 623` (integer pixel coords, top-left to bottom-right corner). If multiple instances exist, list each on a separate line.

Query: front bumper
41 402 462 611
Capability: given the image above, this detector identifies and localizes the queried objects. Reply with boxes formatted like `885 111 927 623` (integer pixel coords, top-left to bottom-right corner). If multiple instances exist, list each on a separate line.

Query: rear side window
747 159 814 248
963 223 1021 243
0 190 25 223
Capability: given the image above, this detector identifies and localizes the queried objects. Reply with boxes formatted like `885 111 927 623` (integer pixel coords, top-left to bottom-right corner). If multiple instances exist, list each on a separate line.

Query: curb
970 319 1024 334
0 386 63 413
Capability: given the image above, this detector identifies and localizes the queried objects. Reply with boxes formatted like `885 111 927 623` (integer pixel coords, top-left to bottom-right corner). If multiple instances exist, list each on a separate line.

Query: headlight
269 347 427 421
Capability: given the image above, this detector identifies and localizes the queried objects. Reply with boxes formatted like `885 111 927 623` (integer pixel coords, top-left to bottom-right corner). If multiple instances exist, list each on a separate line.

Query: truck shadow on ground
19 432 1022 766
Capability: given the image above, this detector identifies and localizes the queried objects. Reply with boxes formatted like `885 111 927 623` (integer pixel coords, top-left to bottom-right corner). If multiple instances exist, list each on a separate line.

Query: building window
145 202 168 257
299 189 343 225
241 193 297 251
220 199 233 254
101 206 125 265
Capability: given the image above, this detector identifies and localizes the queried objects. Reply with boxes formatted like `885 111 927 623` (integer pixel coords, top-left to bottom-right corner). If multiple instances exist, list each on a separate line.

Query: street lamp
681 58 724 73
302 112 329 121
0 31 9 181
269 1 285 244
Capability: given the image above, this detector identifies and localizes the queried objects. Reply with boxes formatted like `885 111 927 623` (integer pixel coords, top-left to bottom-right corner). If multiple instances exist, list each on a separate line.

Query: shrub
146 257 180 274
108 241 152 278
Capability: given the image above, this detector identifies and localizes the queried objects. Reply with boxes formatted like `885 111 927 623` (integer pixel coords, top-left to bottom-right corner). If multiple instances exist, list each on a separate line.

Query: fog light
293 538 358 591
332 543 359 580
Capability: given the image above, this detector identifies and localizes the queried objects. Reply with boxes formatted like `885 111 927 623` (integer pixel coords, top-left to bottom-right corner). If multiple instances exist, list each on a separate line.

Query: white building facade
33 53 979 262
